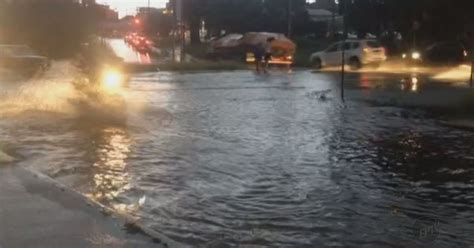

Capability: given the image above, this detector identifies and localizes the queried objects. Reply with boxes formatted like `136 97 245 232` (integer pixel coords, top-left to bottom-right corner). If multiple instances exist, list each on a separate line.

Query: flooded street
2 65 474 247
107 39 159 65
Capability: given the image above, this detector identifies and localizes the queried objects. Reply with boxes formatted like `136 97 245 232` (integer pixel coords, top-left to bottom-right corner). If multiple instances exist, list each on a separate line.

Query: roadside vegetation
0 1 98 59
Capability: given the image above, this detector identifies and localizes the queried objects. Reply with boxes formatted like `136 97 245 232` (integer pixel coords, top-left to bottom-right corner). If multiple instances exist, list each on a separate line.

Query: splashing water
0 61 131 126
0 149 14 164
317 61 473 83
0 61 80 116
432 64 472 82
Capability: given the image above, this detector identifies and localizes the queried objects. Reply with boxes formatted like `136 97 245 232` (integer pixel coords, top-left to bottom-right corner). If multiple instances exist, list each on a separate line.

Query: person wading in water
263 37 275 72
253 43 266 74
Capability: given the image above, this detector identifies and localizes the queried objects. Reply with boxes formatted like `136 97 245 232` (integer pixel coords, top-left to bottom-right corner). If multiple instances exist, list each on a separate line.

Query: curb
22 166 181 248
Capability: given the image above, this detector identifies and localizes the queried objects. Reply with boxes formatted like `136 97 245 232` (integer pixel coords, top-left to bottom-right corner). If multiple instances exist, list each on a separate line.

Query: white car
310 39 387 70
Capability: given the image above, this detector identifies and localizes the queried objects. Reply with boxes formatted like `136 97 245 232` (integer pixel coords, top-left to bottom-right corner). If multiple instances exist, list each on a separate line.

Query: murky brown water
2 64 474 247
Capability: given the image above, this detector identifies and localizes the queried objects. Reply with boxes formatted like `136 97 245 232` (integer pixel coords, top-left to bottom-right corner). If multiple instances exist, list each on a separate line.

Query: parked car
402 41 467 66
0 45 50 76
310 39 387 70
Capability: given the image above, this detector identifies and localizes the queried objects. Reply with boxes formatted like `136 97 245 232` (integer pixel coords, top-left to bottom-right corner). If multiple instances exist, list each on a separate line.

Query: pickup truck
0 45 50 77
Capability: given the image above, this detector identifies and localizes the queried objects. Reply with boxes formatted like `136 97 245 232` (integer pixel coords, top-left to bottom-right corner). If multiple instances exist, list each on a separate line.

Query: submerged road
2 62 474 247
106 39 159 65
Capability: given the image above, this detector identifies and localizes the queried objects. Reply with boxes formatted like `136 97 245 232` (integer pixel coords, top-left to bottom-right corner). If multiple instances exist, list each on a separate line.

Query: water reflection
138 52 152 64
85 127 132 207
411 76 419 92
400 75 420 92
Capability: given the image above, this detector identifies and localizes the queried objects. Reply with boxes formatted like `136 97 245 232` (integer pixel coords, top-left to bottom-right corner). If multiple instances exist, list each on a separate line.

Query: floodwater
2 64 474 247
107 39 158 64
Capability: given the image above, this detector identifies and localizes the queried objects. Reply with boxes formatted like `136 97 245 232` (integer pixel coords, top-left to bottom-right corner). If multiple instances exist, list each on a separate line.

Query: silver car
310 39 387 70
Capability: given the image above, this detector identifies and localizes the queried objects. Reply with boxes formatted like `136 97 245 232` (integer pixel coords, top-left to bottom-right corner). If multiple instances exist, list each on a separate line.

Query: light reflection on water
86 128 131 205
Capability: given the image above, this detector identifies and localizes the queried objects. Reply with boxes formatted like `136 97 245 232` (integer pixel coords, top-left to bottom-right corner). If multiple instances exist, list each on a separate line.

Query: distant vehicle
402 41 468 66
209 33 244 58
242 32 296 65
207 32 295 65
124 34 135 44
0 45 50 76
134 37 152 53
310 39 387 70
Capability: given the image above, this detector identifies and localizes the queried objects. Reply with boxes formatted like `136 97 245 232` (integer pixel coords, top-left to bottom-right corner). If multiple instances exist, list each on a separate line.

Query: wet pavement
0 166 161 248
2 64 474 247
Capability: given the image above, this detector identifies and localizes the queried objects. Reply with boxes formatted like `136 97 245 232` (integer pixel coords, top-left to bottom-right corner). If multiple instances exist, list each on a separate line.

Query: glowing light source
102 70 123 92
411 52 421 60
245 53 293 65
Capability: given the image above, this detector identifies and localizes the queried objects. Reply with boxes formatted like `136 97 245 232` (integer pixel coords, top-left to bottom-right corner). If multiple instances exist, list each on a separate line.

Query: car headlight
101 70 124 92
411 52 421 60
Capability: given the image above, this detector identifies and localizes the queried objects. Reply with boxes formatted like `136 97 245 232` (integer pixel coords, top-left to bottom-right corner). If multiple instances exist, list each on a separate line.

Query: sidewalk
0 165 164 248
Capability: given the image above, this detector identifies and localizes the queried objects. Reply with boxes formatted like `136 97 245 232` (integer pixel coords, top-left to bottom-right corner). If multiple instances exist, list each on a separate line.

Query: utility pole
471 32 474 88
340 0 348 102
331 0 336 38
287 0 292 37
175 0 184 62
147 0 151 34
470 60 473 88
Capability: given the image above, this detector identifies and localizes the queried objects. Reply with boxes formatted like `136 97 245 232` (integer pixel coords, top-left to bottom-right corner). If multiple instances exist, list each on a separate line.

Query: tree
0 0 96 58
170 0 207 44
167 0 474 47
143 11 174 37
185 0 206 44
201 0 309 36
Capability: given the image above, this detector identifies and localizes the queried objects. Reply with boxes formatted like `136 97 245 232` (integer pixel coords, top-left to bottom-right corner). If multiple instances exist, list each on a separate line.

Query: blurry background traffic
0 0 473 73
